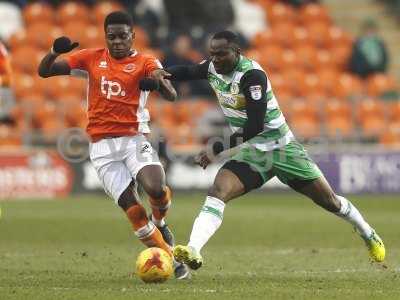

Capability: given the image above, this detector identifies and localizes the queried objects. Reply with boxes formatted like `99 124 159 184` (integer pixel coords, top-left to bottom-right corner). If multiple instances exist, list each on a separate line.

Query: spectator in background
349 19 388 78
163 34 212 97
0 40 14 117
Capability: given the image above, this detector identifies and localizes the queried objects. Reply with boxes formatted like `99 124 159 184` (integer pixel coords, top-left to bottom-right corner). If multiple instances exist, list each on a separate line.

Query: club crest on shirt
230 82 240 94
249 85 262 100
123 63 136 73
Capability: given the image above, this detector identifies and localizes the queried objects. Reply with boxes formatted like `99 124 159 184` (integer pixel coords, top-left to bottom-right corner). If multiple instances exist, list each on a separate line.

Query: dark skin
194 38 341 213
38 23 174 210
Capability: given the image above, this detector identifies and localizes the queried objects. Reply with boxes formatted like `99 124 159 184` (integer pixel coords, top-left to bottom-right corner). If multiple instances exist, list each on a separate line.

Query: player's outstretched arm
164 60 209 81
38 36 79 78
151 69 177 101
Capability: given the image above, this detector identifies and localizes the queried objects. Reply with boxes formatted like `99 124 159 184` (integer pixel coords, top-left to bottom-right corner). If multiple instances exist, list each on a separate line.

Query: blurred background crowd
0 0 400 155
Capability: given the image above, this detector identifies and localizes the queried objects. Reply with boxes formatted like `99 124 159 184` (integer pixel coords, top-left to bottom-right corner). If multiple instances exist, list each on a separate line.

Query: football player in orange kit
38 11 189 279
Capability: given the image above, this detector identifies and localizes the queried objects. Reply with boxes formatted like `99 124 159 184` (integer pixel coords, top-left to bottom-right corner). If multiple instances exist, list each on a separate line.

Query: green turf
1 192 399 300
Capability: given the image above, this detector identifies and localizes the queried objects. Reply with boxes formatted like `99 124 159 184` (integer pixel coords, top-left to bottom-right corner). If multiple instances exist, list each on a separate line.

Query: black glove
139 78 159 91
52 36 79 54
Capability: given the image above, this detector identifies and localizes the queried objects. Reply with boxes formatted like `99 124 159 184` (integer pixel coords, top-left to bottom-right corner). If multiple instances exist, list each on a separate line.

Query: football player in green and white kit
144 31 385 270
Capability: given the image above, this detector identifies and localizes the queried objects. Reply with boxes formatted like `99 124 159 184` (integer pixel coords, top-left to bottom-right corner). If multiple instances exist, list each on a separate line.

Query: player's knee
319 193 341 213
146 185 166 201
208 184 233 203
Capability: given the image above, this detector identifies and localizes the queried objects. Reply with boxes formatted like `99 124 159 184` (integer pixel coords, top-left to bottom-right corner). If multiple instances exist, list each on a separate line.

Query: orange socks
148 186 172 224
125 204 172 256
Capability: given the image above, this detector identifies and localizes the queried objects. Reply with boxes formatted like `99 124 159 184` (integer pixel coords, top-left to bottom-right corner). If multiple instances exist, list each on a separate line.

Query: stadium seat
292 27 312 48
281 68 304 96
360 115 387 138
334 73 364 99
314 49 335 71
26 22 63 50
287 99 319 121
329 44 352 70
387 101 400 121
290 115 320 139
0 124 22 147
281 49 299 70
366 73 398 99
7 30 28 51
356 98 386 124
299 3 332 25
93 1 124 25
11 46 44 74
22 2 54 26
327 26 353 49
57 1 90 25
43 76 85 102
62 21 91 47
305 21 331 48
272 22 296 48
12 73 45 100
325 116 353 138
379 121 400 147
294 43 318 71
258 45 284 72
324 100 352 119
251 29 277 49
266 2 297 25
297 73 322 99
80 25 104 49
317 68 341 97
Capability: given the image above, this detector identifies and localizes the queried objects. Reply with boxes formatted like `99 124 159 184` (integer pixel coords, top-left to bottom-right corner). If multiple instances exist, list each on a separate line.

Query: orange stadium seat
62 21 91 47
387 101 400 121
80 25 104 49
22 2 54 26
272 22 296 48
379 121 400 147
327 26 353 49
325 116 353 138
258 45 284 72
288 99 319 120
281 68 304 96
294 43 318 71
297 73 322 99
290 115 320 139
93 1 124 25
43 76 86 101
57 1 90 25
292 27 312 48
26 23 63 50
299 3 332 25
305 21 330 48
11 46 44 74
132 26 150 50
317 68 341 97
329 44 352 70
12 73 46 100
356 98 385 124
0 124 22 147
360 115 386 138
281 49 299 70
266 2 297 25
8 30 28 51
314 49 335 71
334 73 364 100
324 100 352 119
366 73 398 98
251 29 277 49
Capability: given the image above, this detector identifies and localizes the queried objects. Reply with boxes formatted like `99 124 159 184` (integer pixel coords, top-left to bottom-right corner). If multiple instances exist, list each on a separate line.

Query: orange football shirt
66 48 161 142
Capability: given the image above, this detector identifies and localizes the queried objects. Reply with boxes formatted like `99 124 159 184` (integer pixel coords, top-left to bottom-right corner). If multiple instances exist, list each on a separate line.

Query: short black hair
212 30 240 47
104 11 133 31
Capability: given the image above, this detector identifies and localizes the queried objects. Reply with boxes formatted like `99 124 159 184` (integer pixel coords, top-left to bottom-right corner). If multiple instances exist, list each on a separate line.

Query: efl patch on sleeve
249 85 262 100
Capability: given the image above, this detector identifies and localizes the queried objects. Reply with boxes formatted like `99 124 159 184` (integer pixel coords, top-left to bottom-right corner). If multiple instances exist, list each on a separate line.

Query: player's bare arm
38 36 78 78
151 69 177 101
195 69 268 169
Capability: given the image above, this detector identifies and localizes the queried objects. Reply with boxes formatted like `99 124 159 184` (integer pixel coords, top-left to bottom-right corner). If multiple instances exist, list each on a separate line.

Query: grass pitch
1 192 399 300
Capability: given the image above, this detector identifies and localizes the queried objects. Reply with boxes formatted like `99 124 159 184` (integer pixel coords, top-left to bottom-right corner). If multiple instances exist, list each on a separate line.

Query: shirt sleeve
144 56 163 77
65 49 93 71
165 60 210 81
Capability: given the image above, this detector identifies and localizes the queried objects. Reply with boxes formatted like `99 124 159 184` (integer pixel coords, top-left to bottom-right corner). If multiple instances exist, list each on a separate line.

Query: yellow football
135 247 173 283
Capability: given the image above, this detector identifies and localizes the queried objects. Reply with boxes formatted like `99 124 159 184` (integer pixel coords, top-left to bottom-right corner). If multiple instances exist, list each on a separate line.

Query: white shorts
89 134 162 203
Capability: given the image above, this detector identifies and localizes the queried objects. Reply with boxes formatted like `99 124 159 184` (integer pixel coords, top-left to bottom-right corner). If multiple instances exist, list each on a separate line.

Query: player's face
209 38 239 74
105 24 133 59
